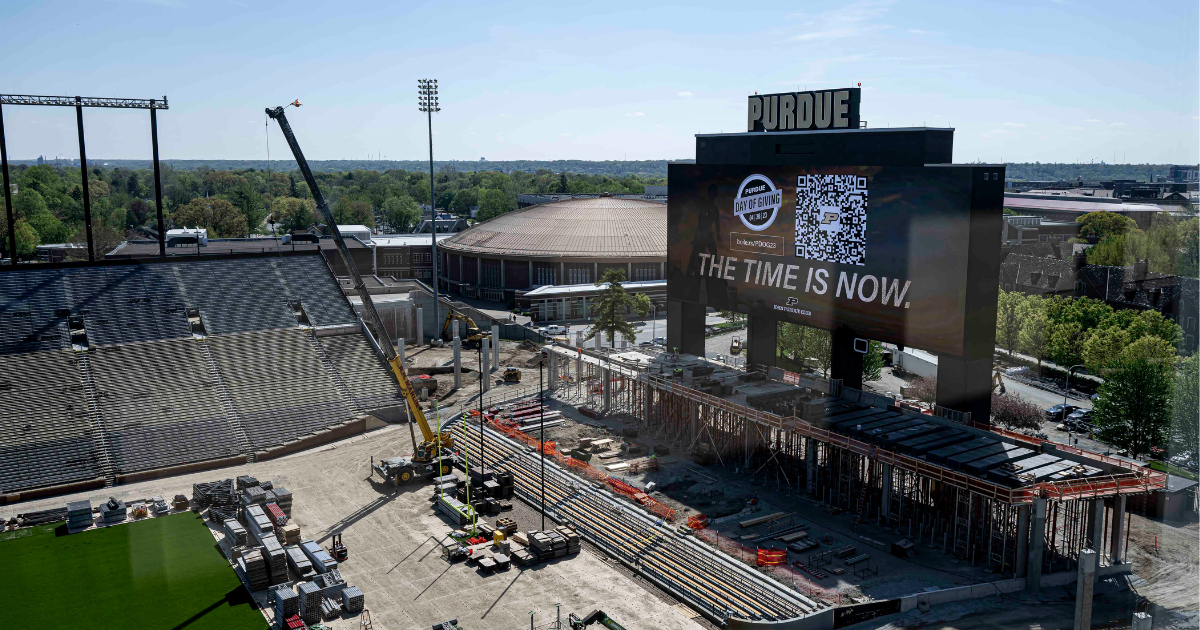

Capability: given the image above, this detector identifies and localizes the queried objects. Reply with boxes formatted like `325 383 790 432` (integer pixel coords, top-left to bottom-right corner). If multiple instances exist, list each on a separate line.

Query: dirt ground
402 339 543 408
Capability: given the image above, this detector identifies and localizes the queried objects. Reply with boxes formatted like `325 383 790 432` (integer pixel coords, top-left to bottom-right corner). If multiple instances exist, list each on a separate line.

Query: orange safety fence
693 525 838 602
687 514 709 530
756 548 787 566
481 410 676 522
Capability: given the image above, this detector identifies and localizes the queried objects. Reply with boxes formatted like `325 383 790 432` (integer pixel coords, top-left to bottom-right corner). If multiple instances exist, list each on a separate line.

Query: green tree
229 178 265 234
171 197 248 238
26 210 72 245
1093 358 1172 459
13 188 48 219
585 268 642 347
862 340 885 382
0 219 39 258
449 188 478 216
1047 321 1086 368
1081 326 1130 374
1176 217 1198 277
381 195 420 232
270 197 316 233
1126 310 1182 347
995 289 1024 355
558 172 569 193
126 173 141 197
475 188 509 221
333 197 374 228
1120 335 1176 370
1170 355 1198 466
1076 211 1137 241
1019 308 1052 366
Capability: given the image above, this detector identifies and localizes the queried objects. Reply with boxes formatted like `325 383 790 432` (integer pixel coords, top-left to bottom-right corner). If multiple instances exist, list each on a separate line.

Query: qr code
795 174 868 265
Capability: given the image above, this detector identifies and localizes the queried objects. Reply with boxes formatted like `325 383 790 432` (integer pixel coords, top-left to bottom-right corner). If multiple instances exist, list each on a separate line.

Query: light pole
478 343 485 479
418 78 441 336
1064 364 1085 424
540 355 546 531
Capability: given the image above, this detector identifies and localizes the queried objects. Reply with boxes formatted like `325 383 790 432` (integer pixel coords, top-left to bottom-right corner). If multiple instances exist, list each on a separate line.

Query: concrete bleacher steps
75 352 117 486
208 328 354 451
0 350 103 494
316 334 403 413
87 338 243 475
307 331 363 417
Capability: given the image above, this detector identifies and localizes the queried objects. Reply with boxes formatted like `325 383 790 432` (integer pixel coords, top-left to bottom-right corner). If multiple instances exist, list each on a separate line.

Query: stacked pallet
297 581 322 625
236 475 259 492
266 502 288 528
208 505 237 524
223 519 248 547
192 479 235 508
66 500 92 533
243 504 275 544
300 539 338 574
280 523 301 545
341 586 364 613
314 568 346 598
261 534 289 585
239 548 268 591
99 497 126 525
172 494 189 511
556 526 581 554
436 495 476 525
241 485 268 509
286 545 316 580
273 585 300 619
281 614 305 630
272 487 293 516
527 531 569 559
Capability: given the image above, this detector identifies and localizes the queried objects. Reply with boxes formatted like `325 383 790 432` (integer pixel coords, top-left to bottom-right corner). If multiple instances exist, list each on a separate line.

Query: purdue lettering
747 88 859 132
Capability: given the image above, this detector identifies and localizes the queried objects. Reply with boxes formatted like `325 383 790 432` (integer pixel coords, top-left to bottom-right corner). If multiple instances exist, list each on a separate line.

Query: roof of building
1000 254 1078 293
523 279 666 297
370 234 453 247
104 236 373 259
1004 195 1164 214
439 197 667 259
1079 264 1198 310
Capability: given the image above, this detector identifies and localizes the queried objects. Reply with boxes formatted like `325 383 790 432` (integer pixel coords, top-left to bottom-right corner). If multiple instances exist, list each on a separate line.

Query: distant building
1004 193 1167 230
1002 215 1079 245
1168 165 1199 183
516 191 667 208
36 155 44 165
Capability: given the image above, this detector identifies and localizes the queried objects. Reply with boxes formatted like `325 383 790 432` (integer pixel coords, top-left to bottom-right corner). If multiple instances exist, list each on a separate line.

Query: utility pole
418 79 441 335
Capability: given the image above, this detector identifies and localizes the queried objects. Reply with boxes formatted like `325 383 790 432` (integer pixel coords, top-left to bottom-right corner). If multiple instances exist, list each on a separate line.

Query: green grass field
0 512 267 629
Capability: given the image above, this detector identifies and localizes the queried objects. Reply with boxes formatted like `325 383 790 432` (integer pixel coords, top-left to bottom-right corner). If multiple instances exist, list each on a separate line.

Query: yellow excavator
441 309 488 349
267 103 453 484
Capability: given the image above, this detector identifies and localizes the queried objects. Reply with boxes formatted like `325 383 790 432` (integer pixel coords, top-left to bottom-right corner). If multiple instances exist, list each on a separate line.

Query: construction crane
441 308 487 349
266 103 453 481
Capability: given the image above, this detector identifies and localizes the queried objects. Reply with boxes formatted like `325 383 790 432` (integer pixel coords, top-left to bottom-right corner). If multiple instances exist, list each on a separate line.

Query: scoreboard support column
746 314 776 370
830 327 864 390
667 299 706 356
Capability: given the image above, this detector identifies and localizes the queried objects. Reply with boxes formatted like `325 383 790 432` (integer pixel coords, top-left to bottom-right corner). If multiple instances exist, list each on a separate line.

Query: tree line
0 163 665 258
996 288 1195 461
1075 211 1199 277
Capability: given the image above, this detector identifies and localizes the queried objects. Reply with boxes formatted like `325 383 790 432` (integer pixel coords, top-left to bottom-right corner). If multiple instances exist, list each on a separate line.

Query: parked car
542 324 569 335
652 337 666 346
638 341 654 347
1045 404 1079 421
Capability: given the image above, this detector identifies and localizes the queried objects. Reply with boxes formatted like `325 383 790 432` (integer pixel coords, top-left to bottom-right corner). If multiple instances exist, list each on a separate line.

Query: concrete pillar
880 464 893 525
602 367 611 413
620 333 628 349
1089 498 1105 555
481 337 490 393
575 331 583 348
548 354 559 392
1132 612 1152 630
397 338 405 369
1111 495 1127 563
1073 548 1097 630
1026 498 1047 591
1016 503 1031 577
594 333 602 350
805 439 817 495
491 324 500 371
416 308 424 345
453 335 462 390
743 418 752 469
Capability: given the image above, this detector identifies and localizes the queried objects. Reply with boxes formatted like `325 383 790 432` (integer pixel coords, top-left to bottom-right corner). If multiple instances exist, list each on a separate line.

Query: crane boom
266 105 442 447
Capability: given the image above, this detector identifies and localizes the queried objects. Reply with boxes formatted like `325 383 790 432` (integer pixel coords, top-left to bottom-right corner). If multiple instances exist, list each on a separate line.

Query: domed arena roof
439 197 666 259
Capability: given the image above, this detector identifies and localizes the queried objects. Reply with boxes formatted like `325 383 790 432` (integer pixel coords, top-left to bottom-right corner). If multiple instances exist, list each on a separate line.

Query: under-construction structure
543 344 1166 591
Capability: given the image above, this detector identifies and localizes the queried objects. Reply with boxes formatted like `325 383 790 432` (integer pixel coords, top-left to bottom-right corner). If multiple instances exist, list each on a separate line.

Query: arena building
436 196 667 317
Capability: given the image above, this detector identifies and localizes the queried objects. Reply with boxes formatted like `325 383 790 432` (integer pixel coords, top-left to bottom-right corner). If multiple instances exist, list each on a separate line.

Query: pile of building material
273 585 300 620
300 539 338 574
241 485 268 509
527 529 575 560
280 522 301 545
437 495 477 525
280 615 305 630
172 494 189 511
297 581 323 625
99 497 126 525
286 544 316 580
236 475 259 492
239 548 268 591
341 586 365 613
223 519 248 547
16 507 68 527
208 505 237 524
192 479 235 508
243 504 275 545
314 568 346 596
266 502 288 528
66 500 92 533
261 534 289 585
273 487 293 516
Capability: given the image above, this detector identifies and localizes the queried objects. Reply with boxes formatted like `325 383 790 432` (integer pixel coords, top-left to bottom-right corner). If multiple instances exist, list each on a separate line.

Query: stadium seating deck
0 350 102 493
0 254 385 494
317 335 402 412
87 338 241 474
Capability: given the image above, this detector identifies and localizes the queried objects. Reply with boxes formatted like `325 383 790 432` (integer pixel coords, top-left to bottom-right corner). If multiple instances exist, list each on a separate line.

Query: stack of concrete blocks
66 500 93 533
241 485 268 510
99 497 126 525
262 534 289 585
297 581 322 625
341 586 365 613
223 519 248 547
285 544 316 580
273 585 300 620
272 487 293 516
244 504 275 545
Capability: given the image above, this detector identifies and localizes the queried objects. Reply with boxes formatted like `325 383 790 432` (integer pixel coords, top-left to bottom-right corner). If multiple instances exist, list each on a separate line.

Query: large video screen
668 164 984 356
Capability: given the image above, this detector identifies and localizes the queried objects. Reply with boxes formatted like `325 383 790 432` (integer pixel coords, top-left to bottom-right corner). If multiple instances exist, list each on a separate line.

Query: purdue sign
748 88 860 132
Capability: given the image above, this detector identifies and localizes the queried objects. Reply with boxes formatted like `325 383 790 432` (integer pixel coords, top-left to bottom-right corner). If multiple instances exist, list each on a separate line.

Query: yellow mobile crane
267 102 452 484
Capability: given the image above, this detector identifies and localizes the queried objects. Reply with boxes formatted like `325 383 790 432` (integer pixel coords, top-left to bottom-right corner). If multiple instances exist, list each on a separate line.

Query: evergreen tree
586 268 650 347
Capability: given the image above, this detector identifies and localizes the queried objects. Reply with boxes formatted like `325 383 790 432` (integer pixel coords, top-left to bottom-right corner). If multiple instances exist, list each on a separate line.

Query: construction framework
542 344 1166 590
0 94 169 264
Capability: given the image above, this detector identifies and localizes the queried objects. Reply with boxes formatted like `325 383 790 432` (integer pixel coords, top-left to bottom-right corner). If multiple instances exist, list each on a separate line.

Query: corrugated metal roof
438 197 666 259
1004 196 1163 213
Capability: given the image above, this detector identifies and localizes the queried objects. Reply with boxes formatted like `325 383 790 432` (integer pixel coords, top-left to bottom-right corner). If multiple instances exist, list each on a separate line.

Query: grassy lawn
1148 460 1200 481
0 512 267 629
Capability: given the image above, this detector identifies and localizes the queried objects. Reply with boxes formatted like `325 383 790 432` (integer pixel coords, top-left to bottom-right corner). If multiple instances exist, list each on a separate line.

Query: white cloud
558 132 571 137
789 0 895 42
677 91 694 97
1109 122 1127 127
1002 122 1025 128
907 29 940 35
626 112 646 117
981 128 1013 139
1083 118 1102 123
1068 126 1083 131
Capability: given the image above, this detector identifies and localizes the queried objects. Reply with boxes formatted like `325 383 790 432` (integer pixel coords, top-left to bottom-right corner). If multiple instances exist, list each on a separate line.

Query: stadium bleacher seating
317 335 402 412
0 350 102 493
0 254 390 495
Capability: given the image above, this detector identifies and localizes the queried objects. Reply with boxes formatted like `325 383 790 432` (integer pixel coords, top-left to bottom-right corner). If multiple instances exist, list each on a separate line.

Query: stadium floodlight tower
418 78 441 337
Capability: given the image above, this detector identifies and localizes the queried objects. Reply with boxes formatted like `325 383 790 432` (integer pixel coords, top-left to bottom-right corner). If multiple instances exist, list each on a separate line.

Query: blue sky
1 0 1196 163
